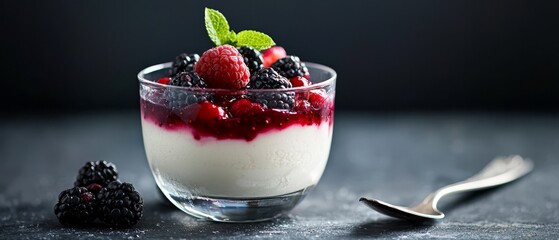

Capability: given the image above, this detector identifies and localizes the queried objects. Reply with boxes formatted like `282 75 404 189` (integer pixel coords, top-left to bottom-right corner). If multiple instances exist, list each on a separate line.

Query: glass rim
138 62 336 93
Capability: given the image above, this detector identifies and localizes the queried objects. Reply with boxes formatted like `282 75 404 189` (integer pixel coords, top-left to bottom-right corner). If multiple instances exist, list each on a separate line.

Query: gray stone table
1 112 558 239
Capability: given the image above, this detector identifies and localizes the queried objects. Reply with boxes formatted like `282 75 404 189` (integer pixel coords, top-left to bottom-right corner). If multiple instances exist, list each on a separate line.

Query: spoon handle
425 155 533 205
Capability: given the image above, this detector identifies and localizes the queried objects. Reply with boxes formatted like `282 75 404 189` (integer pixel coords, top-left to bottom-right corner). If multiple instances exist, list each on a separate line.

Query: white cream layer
142 120 333 198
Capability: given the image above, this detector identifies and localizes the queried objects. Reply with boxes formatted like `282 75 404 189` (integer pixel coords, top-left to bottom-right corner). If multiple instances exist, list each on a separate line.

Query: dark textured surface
0 112 558 239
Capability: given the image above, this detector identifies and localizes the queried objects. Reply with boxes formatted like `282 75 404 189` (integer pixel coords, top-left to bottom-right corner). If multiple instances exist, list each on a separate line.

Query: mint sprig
204 8 275 50
204 8 230 46
236 30 275 50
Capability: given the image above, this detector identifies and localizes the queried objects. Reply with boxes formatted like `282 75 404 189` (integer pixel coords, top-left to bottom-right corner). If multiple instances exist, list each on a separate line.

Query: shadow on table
351 218 435 238
167 215 297 238
140 200 299 237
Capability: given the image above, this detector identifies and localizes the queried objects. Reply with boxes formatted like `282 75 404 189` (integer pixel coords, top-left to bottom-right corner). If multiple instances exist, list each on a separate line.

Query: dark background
1 0 558 114
2 1 559 238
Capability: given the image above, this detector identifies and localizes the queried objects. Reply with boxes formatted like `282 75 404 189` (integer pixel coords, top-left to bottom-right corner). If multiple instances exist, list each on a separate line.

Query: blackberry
237 46 263 74
75 161 118 188
163 90 211 111
247 68 292 89
165 72 210 110
166 92 211 110
54 187 98 226
271 56 309 79
247 68 295 110
87 183 103 194
169 71 207 88
169 53 200 76
253 92 296 110
98 181 143 228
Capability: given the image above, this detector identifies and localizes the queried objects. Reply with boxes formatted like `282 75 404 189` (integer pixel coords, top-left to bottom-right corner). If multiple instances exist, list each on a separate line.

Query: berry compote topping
141 95 333 142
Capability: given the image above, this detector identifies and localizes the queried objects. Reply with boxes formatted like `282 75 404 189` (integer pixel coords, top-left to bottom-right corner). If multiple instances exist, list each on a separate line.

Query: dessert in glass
138 8 336 222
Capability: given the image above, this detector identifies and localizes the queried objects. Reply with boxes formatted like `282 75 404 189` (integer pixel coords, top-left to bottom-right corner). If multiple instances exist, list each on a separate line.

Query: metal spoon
360 155 534 221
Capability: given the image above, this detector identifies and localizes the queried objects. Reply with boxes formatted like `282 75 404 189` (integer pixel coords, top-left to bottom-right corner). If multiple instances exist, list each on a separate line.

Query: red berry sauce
141 97 334 142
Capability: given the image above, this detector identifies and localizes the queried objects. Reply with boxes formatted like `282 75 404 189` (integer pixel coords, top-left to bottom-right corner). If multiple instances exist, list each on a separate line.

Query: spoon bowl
360 155 534 221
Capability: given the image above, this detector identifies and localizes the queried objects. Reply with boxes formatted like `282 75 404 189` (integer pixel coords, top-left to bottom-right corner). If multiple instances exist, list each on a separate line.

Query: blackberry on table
98 181 143 228
247 68 295 110
75 161 118 188
237 46 263 74
54 187 98 226
271 56 309 79
169 53 200 76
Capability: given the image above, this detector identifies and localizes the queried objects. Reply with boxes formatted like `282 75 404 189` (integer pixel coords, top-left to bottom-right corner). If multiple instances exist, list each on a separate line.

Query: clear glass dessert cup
138 62 336 222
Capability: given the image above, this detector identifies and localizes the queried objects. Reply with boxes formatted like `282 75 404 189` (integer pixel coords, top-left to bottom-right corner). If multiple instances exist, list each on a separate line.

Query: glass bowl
138 62 336 222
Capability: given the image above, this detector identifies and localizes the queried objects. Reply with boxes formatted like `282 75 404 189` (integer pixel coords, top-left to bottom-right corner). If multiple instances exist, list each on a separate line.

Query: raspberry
229 99 265 117
262 46 287 67
157 77 171 85
289 76 311 87
194 45 250 89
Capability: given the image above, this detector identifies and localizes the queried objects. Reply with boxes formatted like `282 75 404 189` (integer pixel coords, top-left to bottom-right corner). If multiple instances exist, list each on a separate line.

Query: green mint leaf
235 30 275 50
224 30 237 45
205 8 230 46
